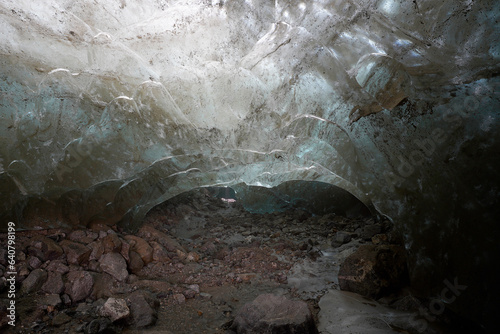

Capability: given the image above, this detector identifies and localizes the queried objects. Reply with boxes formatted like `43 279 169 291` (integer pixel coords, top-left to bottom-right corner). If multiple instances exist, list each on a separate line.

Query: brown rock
231 294 318 334
128 251 144 274
27 235 63 262
45 260 69 274
150 241 170 263
68 230 96 244
338 244 409 298
99 253 128 282
120 239 130 262
41 271 64 294
88 240 105 261
65 271 94 302
137 224 185 253
101 233 122 254
123 235 153 264
20 268 48 295
60 240 91 265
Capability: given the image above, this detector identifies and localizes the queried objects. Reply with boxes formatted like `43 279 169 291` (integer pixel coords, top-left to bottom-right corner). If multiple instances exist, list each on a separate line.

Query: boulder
123 235 153 264
99 253 128 282
27 235 64 261
231 294 318 334
65 271 94 302
126 290 159 328
100 297 130 322
41 271 64 294
20 268 48 295
60 240 91 265
338 244 409 298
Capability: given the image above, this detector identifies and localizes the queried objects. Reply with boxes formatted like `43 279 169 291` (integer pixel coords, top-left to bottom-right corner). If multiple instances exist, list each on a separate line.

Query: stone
41 271 64 294
51 312 72 326
123 235 153 264
27 255 42 269
231 294 318 334
60 240 91 265
173 293 186 304
183 289 196 299
338 245 409 298
40 294 62 308
360 224 382 241
150 241 171 262
137 224 185 253
100 297 130 322
27 235 64 262
65 271 94 302
46 260 70 274
69 230 96 244
128 251 144 274
331 231 352 247
99 253 128 282
85 317 116 334
372 233 389 245
88 240 105 261
20 268 48 295
101 233 122 254
120 239 130 262
126 290 159 328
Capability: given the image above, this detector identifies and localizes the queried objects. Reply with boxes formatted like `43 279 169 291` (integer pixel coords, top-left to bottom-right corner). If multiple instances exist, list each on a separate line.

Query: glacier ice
0 0 499 330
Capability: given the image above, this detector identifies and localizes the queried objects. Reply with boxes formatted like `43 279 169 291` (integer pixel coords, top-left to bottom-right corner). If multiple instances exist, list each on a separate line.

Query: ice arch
1 0 499 331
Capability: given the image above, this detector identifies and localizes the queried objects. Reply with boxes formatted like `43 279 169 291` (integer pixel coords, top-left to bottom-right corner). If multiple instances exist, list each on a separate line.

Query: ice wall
1 0 499 330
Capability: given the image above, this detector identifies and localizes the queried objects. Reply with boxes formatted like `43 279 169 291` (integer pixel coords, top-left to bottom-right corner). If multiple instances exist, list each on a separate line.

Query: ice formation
0 0 499 330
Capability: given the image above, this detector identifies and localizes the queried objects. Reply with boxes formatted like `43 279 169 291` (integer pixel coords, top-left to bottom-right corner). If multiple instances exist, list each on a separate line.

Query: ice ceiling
0 0 499 329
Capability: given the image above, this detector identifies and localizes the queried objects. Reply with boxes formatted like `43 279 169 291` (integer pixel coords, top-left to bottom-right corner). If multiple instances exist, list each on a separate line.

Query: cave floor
1 190 450 333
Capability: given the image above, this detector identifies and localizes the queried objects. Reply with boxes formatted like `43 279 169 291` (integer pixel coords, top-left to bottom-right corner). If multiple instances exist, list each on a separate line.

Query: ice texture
0 0 499 330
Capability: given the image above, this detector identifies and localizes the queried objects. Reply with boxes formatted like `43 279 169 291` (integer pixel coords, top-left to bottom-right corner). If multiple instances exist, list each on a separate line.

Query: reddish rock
27 235 64 261
45 260 70 274
101 233 122 254
60 240 91 265
99 253 128 282
120 239 130 262
123 235 153 264
137 224 185 253
338 244 409 298
88 240 104 261
128 251 144 274
42 271 64 294
68 230 96 244
150 241 170 263
65 271 94 302
231 294 318 334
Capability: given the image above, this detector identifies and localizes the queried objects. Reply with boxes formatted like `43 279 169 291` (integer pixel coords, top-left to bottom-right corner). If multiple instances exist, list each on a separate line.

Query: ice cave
0 0 499 333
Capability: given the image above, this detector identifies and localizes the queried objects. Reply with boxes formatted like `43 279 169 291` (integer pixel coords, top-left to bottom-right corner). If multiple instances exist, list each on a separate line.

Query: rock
51 312 72 326
173 293 186 304
100 297 130 322
85 317 117 334
186 251 200 262
183 289 196 299
101 233 122 254
231 294 318 334
128 251 144 274
40 294 62 308
123 235 153 264
20 268 48 295
69 230 96 244
188 284 200 294
27 235 64 261
331 231 352 247
42 271 64 294
137 224 185 253
360 224 382 241
27 255 42 269
150 241 171 262
88 240 105 261
126 290 159 328
338 244 409 298
372 233 389 245
46 260 70 274
60 240 91 265
99 253 128 282
91 273 118 300
120 239 130 262
65 271 94 302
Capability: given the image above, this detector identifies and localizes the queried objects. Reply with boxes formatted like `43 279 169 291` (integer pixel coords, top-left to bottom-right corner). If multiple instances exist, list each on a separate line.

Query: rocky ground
0 188 471 333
